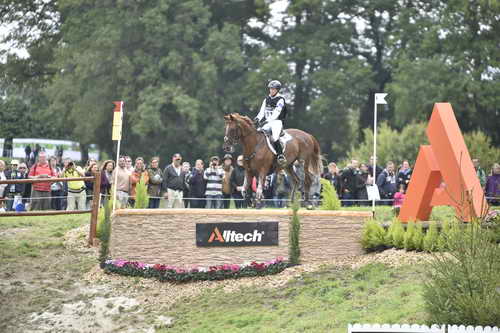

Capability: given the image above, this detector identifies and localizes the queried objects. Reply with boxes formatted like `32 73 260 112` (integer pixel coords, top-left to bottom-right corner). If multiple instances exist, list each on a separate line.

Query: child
393 184 406 215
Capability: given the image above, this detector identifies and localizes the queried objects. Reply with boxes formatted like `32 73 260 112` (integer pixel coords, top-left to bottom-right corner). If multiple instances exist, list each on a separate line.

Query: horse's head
223 114 240 153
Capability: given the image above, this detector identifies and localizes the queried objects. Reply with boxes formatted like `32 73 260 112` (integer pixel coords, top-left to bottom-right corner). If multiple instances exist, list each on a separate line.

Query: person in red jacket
28 151 57 210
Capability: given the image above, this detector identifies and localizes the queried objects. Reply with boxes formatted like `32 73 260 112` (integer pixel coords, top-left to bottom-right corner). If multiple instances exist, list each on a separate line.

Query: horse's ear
224 114 230 121
229 114 234 121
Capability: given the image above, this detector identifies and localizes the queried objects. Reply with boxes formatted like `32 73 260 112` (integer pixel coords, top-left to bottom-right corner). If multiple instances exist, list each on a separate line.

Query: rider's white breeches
261 120 282 142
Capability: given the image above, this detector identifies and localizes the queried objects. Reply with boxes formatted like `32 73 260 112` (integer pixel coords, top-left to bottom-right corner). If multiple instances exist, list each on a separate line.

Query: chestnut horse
223 113 322 207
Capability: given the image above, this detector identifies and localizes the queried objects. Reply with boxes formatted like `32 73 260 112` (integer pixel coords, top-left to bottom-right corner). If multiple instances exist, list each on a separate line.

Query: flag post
111 101 124 212
372 93 387 217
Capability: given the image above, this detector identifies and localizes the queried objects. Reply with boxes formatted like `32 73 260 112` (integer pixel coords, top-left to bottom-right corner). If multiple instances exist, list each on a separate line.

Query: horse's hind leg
286 166 300 205
303 159 313 208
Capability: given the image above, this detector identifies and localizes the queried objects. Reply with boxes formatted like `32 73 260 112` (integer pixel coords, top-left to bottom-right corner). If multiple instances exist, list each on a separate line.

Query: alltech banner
196 222 279 247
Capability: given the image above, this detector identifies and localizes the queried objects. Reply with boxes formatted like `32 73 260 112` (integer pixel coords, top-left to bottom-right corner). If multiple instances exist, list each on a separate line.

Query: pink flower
276 256 284 262
230 264 240 272
114 259 127 268
175 268 186 274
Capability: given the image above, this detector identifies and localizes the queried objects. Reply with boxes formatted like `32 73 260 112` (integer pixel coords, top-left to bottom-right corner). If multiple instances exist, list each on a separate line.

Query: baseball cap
223 154 233 161
210 156 219 161
10 159 20 165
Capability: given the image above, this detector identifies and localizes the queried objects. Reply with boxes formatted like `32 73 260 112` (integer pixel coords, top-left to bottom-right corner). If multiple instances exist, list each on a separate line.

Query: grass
160 263 427 333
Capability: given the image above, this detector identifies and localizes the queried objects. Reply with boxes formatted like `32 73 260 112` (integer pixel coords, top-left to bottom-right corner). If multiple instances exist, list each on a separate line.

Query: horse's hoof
306 204 314 210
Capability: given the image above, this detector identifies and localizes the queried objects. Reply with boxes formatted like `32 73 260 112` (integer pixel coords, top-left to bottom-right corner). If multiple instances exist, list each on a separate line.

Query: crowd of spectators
0 151 499 212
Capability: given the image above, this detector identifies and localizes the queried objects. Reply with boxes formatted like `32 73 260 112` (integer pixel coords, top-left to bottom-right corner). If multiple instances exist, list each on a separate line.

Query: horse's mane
230 113 255 129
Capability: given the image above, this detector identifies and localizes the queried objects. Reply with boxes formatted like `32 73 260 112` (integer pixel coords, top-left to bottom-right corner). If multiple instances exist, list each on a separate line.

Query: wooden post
88 171 101 246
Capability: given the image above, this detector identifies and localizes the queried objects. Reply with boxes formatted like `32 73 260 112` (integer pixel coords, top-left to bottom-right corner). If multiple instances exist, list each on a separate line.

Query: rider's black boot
274 141 287 166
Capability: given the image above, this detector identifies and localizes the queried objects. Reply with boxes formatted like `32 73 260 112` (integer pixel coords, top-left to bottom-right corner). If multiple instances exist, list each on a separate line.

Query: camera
68 162 74 168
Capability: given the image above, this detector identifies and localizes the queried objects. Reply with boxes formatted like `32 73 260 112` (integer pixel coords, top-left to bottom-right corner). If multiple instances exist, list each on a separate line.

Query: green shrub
385 217 402 248
319 178 341 210
98 198 112 266
423 221 439 252
134 179 149 209
289 200 301 265
423 222 500 325
361 218 387 251
391 219 406 249
412 223 425 251
404 221 416 250
437 220 450 251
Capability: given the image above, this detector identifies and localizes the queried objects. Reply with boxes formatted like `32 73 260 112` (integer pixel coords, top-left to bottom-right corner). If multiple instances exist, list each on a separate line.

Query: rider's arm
255 99 266 121
267 98 285 121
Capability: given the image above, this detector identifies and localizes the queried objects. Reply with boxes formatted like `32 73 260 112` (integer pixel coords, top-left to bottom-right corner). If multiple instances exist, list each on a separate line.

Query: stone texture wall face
110 209 366 267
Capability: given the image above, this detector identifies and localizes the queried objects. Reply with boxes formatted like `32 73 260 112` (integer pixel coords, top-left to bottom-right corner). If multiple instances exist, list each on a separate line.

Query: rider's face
269 88 278 96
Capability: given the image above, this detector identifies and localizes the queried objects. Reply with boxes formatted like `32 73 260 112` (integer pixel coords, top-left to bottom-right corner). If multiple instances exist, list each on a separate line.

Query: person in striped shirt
204 156 225 209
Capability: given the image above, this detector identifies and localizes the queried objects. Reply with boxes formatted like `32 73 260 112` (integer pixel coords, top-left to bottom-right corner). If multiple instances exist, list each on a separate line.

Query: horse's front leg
242 169 253 206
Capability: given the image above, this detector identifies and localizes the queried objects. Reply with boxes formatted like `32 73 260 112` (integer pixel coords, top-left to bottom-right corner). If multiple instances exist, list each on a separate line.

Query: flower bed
102 257 288 283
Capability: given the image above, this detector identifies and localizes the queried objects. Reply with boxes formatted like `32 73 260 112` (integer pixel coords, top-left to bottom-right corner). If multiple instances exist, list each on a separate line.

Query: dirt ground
0 224 433 333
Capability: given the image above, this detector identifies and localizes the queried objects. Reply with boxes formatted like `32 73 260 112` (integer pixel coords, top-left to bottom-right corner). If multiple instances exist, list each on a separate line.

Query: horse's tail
308 136 323 176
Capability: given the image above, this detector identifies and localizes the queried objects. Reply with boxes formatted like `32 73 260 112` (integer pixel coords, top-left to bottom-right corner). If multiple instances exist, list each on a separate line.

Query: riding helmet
267 80 282 90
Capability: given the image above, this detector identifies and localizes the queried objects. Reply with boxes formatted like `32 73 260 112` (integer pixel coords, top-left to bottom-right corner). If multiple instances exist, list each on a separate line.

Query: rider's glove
253 117 261 127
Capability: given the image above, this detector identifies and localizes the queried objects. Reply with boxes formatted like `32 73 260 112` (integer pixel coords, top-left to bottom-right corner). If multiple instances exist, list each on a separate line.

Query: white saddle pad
265 130 293 155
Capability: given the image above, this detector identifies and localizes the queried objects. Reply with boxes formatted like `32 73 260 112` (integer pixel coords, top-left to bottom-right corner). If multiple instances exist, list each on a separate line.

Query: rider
254 80 288 166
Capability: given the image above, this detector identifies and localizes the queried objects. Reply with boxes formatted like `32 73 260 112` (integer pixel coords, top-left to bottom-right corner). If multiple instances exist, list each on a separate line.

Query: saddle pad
265 130 293 155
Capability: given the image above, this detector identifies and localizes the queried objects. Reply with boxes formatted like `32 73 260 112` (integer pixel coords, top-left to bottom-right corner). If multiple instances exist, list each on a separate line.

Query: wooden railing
0 172 101 246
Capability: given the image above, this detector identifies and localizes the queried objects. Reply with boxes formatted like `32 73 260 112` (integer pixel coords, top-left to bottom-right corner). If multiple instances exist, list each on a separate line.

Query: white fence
348 324 499 333
348 324 445 333
448 326 499 333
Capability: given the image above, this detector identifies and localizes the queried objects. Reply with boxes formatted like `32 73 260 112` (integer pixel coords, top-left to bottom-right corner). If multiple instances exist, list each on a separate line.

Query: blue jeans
148 198 160 208
206 195 222 209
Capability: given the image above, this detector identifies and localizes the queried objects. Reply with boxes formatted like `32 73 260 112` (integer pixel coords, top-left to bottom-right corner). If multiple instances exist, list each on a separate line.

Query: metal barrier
0 173 101 246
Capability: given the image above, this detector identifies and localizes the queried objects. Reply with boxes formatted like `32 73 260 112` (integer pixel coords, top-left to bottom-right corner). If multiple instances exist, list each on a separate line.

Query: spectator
146 157 162 209
356 163 372 206
62 159 86 211
111 156 131 208
308 172 321 206
340 159 361 206
100 160 115 199
5 160 28 211
322 162 341 195
86 163 100 209
368 156 383 181
60 158 72 210
393 185 406 215
377 161 397 205
84 160 98 208
263 173 276 207
182 162 191 208
162 153 185 208
472 158 486 189
485 163 500 205
274 169 290 208
397 160 412 191
124 156 134 173
20 162 32 210
28 151 57 211
189 159 207 208
230 155 246 209
49 156 64 210
221 154 234 208
130 157 149 207
25 145 32 164
0 160 6 211
204 156 224 209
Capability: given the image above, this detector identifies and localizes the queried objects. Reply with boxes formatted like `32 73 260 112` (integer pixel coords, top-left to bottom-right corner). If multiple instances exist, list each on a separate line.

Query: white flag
374 93 388 105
